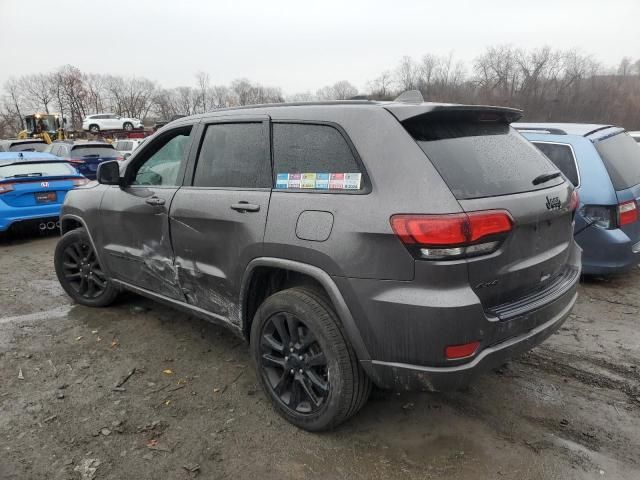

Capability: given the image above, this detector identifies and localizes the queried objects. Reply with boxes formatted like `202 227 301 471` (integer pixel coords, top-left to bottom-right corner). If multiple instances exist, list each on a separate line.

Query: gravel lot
1 233 639 480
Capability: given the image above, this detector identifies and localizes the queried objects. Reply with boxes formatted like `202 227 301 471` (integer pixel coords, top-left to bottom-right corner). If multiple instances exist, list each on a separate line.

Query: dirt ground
1 232 639 480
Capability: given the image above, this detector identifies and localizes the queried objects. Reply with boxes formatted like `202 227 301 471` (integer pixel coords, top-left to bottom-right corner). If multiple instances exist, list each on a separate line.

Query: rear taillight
115 156 124 161
390 210 513 260
0 183 15 194
618 200 638 226
68 158 85 164
569 190 579 211
72 178 89 187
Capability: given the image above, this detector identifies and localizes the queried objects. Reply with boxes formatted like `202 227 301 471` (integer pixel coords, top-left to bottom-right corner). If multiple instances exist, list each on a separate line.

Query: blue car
0 152 89 232
516 123 640 275
47 140 122 180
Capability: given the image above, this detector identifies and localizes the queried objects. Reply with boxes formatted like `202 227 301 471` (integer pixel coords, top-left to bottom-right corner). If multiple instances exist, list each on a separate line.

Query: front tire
54 228 118 307
89 124 100 133
250 287 371 431
123 122 133 131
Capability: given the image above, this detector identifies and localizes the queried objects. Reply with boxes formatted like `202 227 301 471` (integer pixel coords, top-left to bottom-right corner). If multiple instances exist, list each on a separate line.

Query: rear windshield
71 145 116 158
9 142 48 152
0 162 76 179
404 115 562 199
594 132 640 190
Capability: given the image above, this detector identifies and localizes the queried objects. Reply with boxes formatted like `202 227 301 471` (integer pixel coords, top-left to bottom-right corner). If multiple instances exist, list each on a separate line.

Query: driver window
132 127 192 186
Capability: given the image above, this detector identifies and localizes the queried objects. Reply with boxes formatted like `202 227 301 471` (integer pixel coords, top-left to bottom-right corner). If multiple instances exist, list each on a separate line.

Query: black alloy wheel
61 239 107 299
260 311 329 414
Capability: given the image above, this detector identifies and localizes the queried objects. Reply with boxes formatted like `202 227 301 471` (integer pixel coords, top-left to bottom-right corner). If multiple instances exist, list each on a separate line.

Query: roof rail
393 90 424 103
513 126 567 135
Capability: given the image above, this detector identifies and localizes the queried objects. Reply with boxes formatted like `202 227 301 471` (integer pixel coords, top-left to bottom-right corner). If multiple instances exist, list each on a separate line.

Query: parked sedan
0 152 89 232
516 123 640 275
48 141 122 180
82 113 144 133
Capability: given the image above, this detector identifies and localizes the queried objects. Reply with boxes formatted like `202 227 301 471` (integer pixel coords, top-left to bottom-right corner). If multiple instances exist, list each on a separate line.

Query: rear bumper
576 226 640 275
363 290 576 391
333 244 581 391
0 203 63 231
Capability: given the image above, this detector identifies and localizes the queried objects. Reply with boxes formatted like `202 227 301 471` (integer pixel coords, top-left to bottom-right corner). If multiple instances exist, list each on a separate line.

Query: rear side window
594 132 640 190
532 142 579 187
193 123 270 188
272 123 363 190
71 145 116 158
404 114 562 199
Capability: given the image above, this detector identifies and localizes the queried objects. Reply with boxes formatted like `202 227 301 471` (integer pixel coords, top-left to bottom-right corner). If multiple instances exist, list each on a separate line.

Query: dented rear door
169 117 272 325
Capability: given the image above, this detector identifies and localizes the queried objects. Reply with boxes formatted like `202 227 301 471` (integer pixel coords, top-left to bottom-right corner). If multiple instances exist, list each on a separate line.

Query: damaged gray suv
55 98 581 431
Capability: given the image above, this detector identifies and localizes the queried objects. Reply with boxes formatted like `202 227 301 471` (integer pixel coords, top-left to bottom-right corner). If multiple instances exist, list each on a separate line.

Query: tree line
1 45 639 137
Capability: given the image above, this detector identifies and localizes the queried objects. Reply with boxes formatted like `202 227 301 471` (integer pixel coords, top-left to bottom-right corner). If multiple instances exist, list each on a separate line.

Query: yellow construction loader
17 113 68 143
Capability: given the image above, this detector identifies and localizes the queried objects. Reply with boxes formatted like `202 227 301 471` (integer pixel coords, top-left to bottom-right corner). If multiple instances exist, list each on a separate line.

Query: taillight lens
115 156 124 161
68 158 85 164
390 210 513 260
569 190 579 212
0 183 15 194
73 178 89 187
618 200 638 226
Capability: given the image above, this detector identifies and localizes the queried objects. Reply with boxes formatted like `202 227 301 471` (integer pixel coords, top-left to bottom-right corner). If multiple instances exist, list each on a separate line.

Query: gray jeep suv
54 99 581 431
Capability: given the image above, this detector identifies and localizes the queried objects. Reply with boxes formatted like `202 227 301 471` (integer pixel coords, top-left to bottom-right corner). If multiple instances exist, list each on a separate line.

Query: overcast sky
1 0 638 94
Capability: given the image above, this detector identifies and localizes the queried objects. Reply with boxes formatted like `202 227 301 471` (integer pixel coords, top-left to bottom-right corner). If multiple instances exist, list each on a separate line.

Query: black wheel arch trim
241 257 372 362
60 214 108 275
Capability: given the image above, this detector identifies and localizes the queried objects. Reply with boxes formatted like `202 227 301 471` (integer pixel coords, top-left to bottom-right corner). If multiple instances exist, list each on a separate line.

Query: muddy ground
1 232 639 480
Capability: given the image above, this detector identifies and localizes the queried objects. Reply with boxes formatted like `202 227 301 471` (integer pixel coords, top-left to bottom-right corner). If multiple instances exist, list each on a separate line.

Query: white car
82 113 144 133
628 131 640 144
113 138 146 159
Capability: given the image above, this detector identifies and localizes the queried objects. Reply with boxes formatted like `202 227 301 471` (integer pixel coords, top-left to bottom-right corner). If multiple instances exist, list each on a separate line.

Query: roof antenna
393 90 424 103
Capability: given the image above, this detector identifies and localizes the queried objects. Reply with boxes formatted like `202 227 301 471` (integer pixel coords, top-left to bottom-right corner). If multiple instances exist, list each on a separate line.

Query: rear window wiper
80 154 100 158
532 171 562 185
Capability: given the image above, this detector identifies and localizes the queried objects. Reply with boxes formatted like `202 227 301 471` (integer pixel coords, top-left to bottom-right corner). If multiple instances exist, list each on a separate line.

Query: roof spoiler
385 104 523 123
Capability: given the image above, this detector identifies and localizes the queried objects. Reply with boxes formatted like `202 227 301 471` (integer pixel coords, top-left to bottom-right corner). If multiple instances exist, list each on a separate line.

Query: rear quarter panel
263 106 464 281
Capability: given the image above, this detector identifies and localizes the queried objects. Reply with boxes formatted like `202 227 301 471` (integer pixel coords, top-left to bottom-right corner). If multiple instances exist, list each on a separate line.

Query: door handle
231 202 260 213
146 196 165 206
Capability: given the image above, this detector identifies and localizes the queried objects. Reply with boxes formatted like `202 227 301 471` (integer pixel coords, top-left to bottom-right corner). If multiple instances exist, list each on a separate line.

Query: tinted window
0 162 76 179
71 145 116 158
532 142 579 187
272 123 362 190
595 132 640 190
404 116 562 199
193 123 270 188
9 142 48 152
132 127 191 186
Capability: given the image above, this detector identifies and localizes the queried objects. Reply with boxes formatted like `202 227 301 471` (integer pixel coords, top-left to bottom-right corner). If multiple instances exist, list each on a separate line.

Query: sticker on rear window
276 173 361 190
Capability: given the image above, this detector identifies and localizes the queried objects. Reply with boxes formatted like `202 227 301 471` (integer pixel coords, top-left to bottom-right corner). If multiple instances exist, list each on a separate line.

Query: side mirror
96 160 122 186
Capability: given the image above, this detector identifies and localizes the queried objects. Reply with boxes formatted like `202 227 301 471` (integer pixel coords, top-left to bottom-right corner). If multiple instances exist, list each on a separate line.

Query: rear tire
123 122 133 131
89 124 100 133
250 286 371 431
54 228 118 307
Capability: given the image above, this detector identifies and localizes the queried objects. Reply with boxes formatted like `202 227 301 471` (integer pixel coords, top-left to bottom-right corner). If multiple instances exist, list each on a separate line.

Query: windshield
71 145 116 158
9 142 48 152
594 132 640 190
404 115 562 200
0 162 76 179
25 115 58 133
